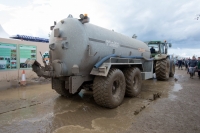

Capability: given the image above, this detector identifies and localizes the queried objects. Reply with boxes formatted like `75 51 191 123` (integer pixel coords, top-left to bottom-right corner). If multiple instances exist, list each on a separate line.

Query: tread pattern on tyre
52 78 72 97
123 67 142 97
93 68 125 108
155 59 169 80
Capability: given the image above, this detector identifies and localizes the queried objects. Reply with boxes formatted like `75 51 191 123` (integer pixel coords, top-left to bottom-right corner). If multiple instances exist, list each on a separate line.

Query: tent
0 24 9 38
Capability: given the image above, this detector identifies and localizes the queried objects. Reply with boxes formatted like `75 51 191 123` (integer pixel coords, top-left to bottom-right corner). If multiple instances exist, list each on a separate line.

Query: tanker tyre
123 67 142 97
52 78 73 97
155 59 170 80
93 68 126 108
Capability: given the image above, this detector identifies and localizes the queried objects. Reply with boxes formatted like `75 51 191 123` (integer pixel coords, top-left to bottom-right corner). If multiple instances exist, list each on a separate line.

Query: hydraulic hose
94 54 118 68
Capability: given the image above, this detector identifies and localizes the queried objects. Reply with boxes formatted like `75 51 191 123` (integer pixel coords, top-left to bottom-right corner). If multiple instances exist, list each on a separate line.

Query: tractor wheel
52 78 73 97
169 60 175 77
123 67 142 97
155 59 170 80
93 68 126 108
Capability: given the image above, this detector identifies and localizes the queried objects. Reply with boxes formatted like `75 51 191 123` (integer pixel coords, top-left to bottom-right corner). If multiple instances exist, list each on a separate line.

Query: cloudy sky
0 0 199 57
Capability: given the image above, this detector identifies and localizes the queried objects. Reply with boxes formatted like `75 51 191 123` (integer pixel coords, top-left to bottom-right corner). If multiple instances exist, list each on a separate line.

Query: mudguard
154 54 169 60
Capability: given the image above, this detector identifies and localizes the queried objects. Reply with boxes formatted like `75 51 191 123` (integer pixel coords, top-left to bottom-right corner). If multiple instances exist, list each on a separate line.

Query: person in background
187 57 191 74
178 58 183 70
150 46 156 53
197 57 200 79
188 56 197 78
183 58 185 67
185 58 189 71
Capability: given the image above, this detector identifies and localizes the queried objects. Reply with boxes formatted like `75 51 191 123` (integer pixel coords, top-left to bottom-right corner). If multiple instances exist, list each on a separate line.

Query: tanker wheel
155 58 170 80
169 62 175 77
93 68 126 108
123 67 142 97
52 78 73 97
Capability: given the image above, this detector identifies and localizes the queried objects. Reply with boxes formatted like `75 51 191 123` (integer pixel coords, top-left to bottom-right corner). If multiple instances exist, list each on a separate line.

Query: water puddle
168 83 183 101
172 84 183 92
168 94 177 101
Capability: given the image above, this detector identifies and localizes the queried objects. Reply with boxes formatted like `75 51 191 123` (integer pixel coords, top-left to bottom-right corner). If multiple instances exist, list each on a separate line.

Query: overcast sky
0 0 200 57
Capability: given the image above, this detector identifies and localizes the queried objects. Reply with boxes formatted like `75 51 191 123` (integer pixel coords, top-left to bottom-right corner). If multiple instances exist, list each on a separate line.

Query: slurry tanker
27 14 174 108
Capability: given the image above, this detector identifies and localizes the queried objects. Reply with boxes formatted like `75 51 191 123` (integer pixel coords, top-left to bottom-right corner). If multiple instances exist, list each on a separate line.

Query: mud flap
66 75 93 94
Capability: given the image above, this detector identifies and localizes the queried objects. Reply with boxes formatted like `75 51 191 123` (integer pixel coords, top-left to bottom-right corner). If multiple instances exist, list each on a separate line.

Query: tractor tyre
155 59 170 80
52 78 73 97
93 68 126 108
123 67 142 97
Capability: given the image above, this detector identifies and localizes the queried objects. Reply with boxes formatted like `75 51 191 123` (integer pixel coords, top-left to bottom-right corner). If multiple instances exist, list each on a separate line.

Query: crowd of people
176 56 200 79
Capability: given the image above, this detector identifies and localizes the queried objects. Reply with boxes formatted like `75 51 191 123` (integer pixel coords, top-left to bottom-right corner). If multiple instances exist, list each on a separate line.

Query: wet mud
0 67 200 133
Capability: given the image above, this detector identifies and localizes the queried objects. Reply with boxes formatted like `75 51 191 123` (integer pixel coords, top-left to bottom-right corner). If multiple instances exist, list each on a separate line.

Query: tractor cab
147 41 171 57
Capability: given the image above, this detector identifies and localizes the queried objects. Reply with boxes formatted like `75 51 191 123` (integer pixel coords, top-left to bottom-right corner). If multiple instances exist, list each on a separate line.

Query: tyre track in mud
0 102 42 115
125 68 200 133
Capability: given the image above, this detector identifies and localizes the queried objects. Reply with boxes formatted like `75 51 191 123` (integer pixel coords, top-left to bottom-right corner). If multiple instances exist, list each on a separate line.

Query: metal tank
29 14 154 108
48 17 150 77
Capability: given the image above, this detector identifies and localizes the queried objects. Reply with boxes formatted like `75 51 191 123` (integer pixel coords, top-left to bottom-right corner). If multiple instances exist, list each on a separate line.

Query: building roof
10 34 49 43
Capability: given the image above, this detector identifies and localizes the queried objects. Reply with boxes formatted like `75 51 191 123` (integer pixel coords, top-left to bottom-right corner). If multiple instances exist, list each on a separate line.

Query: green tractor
147 41 175 80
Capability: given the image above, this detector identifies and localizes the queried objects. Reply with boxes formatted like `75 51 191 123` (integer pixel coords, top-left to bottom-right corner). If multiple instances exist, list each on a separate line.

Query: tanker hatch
67 14 73 18
54 28 60 37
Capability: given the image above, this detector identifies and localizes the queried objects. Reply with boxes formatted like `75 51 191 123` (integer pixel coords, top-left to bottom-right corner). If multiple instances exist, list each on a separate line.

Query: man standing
187 57 191 74
197 57 200 79
178 58 183 70
185 58 189 71
188 56 197 78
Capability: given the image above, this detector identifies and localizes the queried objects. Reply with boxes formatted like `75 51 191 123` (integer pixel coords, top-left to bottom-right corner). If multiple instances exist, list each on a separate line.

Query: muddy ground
0 67 200 133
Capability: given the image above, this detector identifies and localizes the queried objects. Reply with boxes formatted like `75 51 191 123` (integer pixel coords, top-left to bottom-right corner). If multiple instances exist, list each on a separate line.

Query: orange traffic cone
20 70 26 85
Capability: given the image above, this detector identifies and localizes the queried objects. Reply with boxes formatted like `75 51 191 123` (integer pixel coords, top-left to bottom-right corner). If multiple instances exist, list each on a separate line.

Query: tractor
147 41 175 80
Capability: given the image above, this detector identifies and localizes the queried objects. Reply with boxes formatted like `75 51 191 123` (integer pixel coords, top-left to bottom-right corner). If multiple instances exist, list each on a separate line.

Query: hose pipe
94 54 117 68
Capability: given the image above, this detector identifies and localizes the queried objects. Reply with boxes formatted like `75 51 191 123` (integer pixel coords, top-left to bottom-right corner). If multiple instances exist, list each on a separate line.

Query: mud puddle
0 77 176 133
